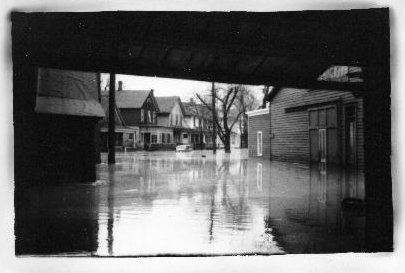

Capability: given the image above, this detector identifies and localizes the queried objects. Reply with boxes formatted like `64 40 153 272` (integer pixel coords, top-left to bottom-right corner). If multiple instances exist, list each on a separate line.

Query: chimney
190 98 194 103
118 81 123 91
151 89 154 95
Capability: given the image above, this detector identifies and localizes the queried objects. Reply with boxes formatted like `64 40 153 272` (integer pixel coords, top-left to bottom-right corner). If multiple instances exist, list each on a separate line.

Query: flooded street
15 149 365 256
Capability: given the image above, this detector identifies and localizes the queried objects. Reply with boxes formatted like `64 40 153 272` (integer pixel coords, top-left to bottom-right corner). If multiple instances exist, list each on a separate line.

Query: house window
153 111 156 124
193 116 196 127
176 115 178 125
148 110 152 123
151 135 157 143
170 115 173 126
257 131 263 156
183 133 188 139
231 135 236 145
162 133 166 144
141 109 144 123
167 134 171 143
180 117 182 126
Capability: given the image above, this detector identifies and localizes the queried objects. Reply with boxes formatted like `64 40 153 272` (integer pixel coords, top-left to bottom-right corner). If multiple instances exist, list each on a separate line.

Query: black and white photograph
1 0 404 272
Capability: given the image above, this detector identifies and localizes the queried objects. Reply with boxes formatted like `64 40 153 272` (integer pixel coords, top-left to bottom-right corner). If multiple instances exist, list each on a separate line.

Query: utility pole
108 73 116 164
95 73 102 164
211 82 217 154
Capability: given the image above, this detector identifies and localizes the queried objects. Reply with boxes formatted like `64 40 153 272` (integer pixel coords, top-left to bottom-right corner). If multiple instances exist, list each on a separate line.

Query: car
176 144 193 152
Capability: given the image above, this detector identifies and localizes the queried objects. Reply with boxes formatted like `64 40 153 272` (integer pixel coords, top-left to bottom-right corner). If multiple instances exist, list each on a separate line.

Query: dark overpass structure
12 9 391 252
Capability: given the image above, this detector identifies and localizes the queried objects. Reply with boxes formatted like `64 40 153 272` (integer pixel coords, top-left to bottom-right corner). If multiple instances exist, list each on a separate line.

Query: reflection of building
247 83 364 168
262 161 365 253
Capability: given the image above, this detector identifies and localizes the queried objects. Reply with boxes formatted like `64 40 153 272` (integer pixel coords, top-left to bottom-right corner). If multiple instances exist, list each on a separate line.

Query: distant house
230 129 242 149
101 88 170 150
155 96 186 146
247 86 364 169
183 100 214 149
215 129 241 150
99 95 139 151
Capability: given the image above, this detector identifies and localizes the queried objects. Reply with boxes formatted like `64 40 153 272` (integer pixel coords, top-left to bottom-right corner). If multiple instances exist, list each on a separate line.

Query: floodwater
15 149 365 256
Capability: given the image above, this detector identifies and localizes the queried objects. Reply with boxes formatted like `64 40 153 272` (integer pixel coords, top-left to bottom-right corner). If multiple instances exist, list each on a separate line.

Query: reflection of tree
216 158 251 229
208 157 217 242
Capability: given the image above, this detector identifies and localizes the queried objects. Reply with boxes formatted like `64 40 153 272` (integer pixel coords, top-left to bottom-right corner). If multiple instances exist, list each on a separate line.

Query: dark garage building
248 86 364 169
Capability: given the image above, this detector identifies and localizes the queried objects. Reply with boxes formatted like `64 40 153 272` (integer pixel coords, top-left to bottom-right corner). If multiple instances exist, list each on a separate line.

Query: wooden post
108 73 116 164
211 82 217 154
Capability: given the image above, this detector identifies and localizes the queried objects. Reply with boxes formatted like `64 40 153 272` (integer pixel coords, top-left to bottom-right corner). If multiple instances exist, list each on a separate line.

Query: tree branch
196 93 213 112
229 111 243 131
226 88 239 113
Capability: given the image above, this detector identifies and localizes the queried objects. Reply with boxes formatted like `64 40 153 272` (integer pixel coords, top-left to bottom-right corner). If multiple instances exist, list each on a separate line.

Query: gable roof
155 96 185 115
100 94 126 127
105 90 159 110
183 102 212 119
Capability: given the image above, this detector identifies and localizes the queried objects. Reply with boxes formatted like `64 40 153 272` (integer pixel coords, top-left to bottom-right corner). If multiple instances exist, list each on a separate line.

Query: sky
101 73 266 104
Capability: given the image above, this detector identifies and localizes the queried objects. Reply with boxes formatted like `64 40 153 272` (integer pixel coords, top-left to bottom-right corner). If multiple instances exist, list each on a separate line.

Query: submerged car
176 144 193 152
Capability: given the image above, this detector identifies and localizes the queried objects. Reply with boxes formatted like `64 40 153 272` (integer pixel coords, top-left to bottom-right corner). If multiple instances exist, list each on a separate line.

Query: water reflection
15 150 365 256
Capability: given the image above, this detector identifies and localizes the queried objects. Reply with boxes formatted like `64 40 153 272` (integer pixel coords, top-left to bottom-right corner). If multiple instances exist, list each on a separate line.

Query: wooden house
114 89 170 150
155 96 186 147
247 87 364 169
183 101 214 149
99 95 140 151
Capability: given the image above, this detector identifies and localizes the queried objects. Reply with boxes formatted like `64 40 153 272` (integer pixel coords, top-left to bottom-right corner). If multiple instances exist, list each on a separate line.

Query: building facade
247 88 364 169
101 89 167 150
183 101 214 149
156 96 186 147
246 108 271 158
99 92 140 151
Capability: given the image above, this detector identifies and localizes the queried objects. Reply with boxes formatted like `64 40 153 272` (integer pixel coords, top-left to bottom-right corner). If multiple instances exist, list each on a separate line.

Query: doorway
143 133 151 150
345 105 357 167
309 106 338 164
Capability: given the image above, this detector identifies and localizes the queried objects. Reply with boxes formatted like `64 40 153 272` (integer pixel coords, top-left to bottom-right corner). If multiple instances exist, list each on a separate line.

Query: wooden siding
270 88 364 169
120 94 160 126
120 109 141 126
248 113 270 158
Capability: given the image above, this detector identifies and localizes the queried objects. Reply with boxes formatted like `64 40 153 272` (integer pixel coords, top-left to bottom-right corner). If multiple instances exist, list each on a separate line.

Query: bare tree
235 86 258 148
196 84 243 153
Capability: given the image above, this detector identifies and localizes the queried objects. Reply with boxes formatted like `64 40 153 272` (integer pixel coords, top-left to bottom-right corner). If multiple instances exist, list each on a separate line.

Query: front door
309 106 339 164
144 133 151 150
